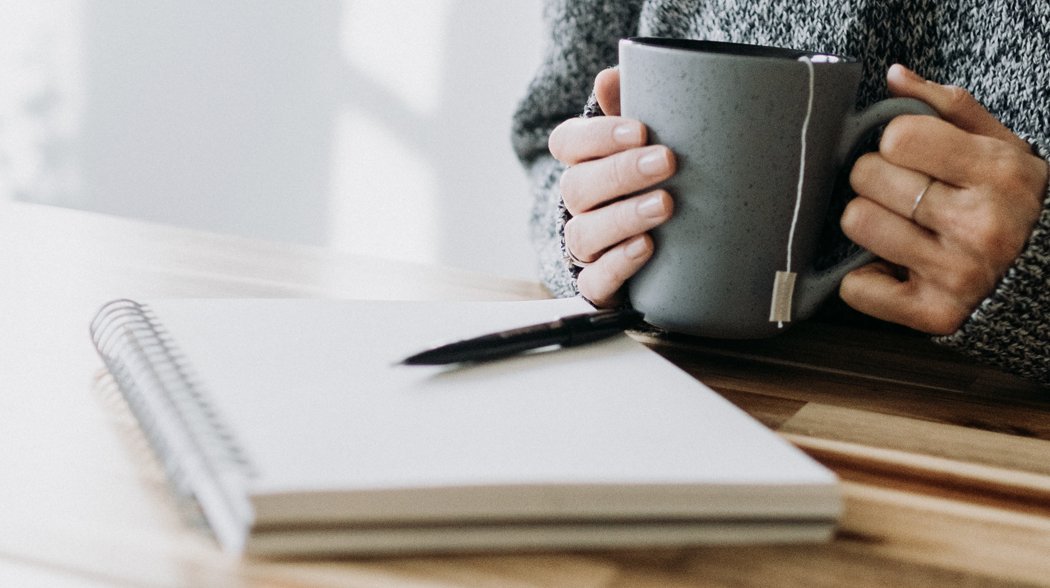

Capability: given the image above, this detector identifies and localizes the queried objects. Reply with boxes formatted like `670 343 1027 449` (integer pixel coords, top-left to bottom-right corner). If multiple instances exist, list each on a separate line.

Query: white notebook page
145 297 837 520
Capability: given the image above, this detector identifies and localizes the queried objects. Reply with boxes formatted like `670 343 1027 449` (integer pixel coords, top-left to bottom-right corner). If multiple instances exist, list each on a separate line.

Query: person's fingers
878 114 995 189
887 64 1030 151
576 234 654 308
548 116 647 165
870 121 1045 255
840 67 1050 336
842 195 1002 333
564 190 673 263
841 196 941 268
560 145 675 214
880 111 1048 197
595 67 621 116
850 153 965 234
850 152 936 219
840 261 966 335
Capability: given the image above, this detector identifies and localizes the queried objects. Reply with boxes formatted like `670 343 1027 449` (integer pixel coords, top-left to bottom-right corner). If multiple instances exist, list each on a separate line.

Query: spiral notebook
89 297 840 556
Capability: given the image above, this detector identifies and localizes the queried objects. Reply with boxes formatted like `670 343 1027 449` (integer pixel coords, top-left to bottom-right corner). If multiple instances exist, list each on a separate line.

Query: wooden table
3 201 1049 587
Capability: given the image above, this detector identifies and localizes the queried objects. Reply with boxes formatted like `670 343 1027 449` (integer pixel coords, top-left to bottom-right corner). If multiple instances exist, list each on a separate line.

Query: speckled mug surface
621 37 935 338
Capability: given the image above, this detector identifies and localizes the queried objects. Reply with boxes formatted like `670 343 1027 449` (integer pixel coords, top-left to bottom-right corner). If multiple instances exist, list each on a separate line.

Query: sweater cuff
933 137 1050 385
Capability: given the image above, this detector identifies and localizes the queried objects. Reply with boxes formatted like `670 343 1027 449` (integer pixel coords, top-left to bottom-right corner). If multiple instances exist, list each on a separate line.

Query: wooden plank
786 433 1050 517
780 403 1050 476
835 482 1050 585
625 544 1035 588
651 350 1050 441
595 480 1050 587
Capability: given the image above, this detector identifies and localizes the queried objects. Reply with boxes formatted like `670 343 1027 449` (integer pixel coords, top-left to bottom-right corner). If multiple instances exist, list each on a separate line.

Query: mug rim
623 37 856 63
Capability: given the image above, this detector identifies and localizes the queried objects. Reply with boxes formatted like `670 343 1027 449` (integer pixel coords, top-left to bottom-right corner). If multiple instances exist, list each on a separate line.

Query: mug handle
791 97 938 321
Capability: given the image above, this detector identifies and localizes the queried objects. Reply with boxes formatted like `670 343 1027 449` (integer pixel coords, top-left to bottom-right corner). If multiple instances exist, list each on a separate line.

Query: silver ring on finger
566 245 594 268
910 177 935 222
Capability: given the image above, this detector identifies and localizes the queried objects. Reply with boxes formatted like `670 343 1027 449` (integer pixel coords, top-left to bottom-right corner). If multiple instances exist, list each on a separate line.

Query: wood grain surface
2 201 1048 587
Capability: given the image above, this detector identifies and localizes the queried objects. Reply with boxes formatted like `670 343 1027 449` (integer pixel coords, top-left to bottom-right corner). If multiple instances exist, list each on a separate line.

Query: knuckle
879 118 920 160
849 153 880 192
547 119 577 161
578 266 619 307
936 254 995 301
973 147 1047 223
602 265 629 291
954 203 1019 262
838 271 864 303
547 127 564 160
613 198 639 236
608 248 638 285
558 167 584 214
558 169 575 207
840 198 874 239
967 212 1007 252
575 270 606 306
984 145 1029 189
979 137 1017 170
609 150 633 192
563 217 587 257
1014 156 1050 196
942 85 976 114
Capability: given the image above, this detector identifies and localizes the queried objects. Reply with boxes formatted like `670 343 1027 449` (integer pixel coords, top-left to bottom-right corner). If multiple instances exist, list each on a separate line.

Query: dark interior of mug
626 37 853 63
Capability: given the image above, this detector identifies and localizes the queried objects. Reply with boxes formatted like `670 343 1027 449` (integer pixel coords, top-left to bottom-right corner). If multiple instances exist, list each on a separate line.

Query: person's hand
548 68 676 307
841 64 1049 334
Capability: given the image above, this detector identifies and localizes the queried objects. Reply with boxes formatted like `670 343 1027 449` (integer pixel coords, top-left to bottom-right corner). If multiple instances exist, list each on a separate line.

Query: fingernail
637 192 669 219
625 236 650 259
638 148 670 176
893 63 924 83
614 123 642 145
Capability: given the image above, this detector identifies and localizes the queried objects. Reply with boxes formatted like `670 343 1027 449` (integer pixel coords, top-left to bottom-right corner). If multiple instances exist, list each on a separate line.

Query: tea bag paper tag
770 56 814 328
770 270 797 324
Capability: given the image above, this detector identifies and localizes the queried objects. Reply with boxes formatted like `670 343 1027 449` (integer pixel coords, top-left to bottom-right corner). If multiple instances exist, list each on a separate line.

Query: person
511 0 1050 385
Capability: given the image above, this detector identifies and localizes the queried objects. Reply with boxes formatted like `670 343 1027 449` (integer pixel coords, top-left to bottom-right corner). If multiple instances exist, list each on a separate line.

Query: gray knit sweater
511 0 1050 385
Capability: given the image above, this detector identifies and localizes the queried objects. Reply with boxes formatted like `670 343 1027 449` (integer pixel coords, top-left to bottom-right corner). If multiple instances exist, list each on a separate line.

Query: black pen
399 308 645 365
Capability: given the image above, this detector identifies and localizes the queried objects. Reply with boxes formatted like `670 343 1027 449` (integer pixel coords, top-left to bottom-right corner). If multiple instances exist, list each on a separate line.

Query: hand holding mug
841 64 1049 335
551 41 1048 340
548 68 676 308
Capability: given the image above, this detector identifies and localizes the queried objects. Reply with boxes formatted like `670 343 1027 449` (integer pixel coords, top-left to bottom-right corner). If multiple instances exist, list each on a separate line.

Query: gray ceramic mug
620 37 936 338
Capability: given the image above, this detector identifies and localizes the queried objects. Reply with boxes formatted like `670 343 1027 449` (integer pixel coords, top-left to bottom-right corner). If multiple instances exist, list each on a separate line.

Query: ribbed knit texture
511 0 1050 385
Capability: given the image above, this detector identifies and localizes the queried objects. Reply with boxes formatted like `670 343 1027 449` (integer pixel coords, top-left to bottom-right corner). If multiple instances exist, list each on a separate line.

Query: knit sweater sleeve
511 0 643 297
934 138 1050 386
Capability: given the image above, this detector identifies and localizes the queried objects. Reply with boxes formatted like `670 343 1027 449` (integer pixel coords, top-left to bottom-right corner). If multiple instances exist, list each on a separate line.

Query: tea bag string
769 55 815 327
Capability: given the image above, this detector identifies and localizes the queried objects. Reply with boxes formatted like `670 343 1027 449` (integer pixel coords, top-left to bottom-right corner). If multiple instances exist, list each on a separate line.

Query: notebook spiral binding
90 299 256 550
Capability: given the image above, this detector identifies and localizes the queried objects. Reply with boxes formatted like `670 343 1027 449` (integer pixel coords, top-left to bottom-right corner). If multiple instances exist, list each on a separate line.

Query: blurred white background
0 0 547 280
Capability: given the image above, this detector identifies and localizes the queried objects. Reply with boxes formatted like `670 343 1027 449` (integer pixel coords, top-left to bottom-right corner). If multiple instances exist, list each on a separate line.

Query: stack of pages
90 296 840 556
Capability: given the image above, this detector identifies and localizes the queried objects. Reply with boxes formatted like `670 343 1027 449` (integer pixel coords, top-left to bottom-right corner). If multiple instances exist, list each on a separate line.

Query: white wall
0 0 548 281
